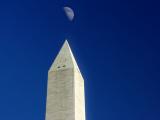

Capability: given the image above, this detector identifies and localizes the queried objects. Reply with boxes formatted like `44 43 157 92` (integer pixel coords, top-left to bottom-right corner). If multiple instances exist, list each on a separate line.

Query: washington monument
45 40 86 120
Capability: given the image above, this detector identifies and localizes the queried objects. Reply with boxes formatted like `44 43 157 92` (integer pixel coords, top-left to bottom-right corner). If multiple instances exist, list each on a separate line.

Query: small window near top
63 65 66 67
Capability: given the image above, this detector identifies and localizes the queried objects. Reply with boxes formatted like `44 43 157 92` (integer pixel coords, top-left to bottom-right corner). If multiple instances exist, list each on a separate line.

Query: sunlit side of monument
45 40 86 120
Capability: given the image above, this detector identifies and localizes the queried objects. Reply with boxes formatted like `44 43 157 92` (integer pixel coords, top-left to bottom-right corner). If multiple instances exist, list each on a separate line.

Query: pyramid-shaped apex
64 39 69 45
49 40 80 72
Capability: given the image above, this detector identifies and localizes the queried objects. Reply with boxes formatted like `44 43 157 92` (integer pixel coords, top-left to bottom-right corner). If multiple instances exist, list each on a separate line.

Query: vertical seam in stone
73 67 75 120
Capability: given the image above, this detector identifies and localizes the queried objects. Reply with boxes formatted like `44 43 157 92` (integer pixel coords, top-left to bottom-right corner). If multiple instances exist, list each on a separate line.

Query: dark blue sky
0 0 160 120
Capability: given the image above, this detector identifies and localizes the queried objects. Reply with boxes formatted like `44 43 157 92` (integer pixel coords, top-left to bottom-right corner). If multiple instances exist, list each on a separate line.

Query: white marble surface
45 40 85 120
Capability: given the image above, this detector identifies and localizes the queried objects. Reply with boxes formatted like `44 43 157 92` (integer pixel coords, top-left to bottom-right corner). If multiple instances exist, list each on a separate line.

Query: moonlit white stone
45 40 85 120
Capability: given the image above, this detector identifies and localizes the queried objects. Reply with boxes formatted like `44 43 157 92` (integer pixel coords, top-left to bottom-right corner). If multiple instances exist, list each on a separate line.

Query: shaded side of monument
45 40 86 120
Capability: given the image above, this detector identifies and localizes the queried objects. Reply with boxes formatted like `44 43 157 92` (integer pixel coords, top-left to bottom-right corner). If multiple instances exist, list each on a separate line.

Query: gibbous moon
63 7 74 21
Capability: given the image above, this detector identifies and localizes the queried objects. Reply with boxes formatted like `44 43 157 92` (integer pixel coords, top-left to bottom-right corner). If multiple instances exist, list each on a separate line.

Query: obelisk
45 40 85 120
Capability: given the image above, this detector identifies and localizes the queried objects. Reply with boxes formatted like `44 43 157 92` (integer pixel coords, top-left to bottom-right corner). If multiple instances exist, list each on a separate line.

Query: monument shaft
45 41 85 120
